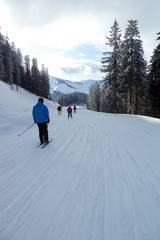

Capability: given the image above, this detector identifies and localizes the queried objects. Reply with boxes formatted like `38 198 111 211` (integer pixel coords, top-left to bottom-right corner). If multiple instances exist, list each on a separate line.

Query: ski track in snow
0 83 160 240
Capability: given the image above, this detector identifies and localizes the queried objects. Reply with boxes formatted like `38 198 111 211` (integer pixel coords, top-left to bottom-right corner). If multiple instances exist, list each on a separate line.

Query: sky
0 0 160 82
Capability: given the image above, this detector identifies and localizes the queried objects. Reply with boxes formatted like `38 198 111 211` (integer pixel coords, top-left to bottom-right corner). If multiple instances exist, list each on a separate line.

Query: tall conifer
101 19 121 113
120 20 146 114
147 32 160 117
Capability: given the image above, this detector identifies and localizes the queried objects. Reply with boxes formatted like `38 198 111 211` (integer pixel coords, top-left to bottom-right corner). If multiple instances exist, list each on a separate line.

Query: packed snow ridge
0 81 160 240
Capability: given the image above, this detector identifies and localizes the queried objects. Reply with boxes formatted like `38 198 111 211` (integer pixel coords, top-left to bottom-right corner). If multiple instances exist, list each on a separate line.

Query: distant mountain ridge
49 76 98 100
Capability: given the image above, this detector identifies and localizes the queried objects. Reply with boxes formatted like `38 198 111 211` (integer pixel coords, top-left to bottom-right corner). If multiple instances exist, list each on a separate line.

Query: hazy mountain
49 76 97 99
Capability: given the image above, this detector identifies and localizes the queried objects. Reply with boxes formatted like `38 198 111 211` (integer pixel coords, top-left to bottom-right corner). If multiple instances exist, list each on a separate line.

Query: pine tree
100 86 108 112
87 84 94 110
120 20 146 114
0 29 50 97
3 35 13 88
0 28 4 81
147 32 160 117
31 57 40 95
17 48 25 89
101 19 121 113
23 55 32 92
40 65 50 99
11 42 21 91
87 81 101 111
44 67 50 99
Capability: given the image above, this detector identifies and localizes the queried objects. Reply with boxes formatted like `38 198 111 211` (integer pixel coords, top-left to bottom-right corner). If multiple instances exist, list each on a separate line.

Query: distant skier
57 105 62 115
73 105 76 113
67 106 72 118
32 98 50 144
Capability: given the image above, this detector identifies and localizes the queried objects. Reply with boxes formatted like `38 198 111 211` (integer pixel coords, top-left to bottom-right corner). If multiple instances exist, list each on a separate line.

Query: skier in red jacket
67 106 72 118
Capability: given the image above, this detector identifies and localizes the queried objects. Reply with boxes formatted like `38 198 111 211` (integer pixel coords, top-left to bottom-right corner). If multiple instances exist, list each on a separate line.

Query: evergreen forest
56 92 88 106
0 29 50 99
87 20 160 118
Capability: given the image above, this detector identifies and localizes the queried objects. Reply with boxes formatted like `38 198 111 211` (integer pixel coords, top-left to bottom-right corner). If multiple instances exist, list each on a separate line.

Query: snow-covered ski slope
0 81 160 240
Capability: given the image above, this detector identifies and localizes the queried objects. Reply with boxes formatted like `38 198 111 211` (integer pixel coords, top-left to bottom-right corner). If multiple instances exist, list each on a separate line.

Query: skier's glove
34 121 36 123
46 119 50 124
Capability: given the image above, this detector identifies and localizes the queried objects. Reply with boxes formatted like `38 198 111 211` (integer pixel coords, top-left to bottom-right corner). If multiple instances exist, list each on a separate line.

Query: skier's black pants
68 112 72 118
37 122 48 142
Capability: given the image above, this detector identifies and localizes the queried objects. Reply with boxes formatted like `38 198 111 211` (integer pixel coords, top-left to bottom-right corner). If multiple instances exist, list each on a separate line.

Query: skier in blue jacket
32 98 50 144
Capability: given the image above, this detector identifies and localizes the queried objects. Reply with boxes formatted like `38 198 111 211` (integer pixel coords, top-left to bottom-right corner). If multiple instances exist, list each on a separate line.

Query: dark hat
38 97 44 103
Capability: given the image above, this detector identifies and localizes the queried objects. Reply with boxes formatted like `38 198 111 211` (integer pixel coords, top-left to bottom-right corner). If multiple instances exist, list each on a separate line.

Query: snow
0 80 160 240
49 76 96 95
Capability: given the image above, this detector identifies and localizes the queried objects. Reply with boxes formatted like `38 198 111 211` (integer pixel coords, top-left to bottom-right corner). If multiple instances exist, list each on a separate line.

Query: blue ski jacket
32 102 49 123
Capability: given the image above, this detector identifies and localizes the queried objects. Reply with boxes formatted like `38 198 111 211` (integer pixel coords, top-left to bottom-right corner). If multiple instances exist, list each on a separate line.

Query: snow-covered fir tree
119 20 146 114
17 48 25 90
147 32 160 117
22 55 32 92
3 35 13 88
31 58 40 96
0 28 4 81
40 65 50 99
11 42 21 91
87 81 101 111
101 19 121 113
0 29 50 99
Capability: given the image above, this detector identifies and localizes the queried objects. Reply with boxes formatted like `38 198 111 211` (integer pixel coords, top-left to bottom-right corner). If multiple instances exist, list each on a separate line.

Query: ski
36 143 44 148
41 138 53 148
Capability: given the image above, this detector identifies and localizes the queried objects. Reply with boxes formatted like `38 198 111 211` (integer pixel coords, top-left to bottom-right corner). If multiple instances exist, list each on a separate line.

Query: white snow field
0 81 160 240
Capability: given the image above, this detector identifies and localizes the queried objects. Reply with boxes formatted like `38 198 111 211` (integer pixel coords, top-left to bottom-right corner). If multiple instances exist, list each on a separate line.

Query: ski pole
18 122 35 136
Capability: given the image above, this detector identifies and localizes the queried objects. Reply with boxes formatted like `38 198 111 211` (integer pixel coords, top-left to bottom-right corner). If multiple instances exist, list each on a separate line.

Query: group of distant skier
32 97 77 145
57 105 76 118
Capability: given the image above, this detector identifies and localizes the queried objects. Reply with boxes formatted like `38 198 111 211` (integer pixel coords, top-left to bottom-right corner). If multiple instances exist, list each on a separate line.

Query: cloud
2 0 160 52
61 59 100 75
0 2 12 32
3 0 106 27
79 53 86 57
2 17 105 53
1 0 160 81
3 0 160 29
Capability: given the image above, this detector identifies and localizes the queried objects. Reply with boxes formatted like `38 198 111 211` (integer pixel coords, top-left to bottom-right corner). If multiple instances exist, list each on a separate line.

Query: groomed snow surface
0 81 160 240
